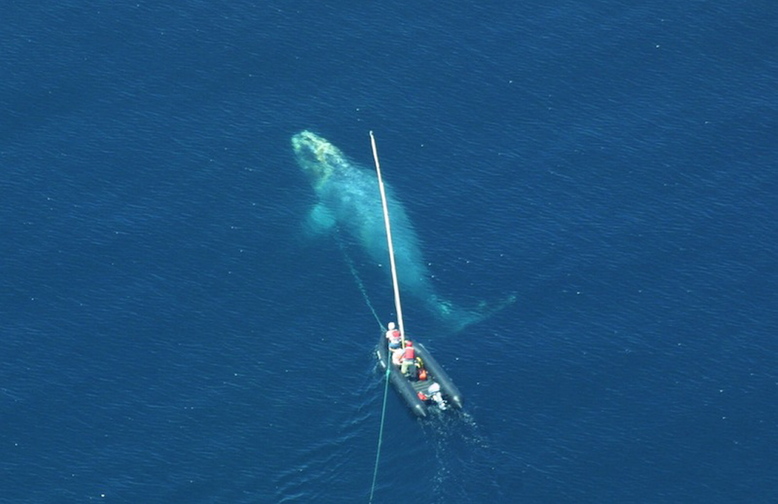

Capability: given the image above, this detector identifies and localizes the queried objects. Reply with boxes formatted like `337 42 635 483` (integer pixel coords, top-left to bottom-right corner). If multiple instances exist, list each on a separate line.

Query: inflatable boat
376 334 463 418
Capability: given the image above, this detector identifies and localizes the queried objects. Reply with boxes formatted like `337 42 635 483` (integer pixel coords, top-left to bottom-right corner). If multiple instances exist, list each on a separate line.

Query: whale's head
291 130 347 189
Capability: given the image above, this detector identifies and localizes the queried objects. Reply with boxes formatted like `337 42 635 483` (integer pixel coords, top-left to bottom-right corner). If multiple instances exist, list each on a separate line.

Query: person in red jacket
400 340 415 376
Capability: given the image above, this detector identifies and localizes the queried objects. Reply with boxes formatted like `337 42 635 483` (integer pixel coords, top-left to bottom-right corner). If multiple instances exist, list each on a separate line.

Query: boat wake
420 410 513 502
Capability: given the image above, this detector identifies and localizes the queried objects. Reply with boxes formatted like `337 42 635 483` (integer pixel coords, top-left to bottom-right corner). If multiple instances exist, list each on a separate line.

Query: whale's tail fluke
427 293 517 333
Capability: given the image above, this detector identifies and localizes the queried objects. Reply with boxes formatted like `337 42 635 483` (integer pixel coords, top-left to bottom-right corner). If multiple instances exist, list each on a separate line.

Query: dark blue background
2 1 776 502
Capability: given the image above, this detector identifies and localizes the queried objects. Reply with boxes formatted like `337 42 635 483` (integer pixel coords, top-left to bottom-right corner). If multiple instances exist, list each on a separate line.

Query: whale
291 130 514 331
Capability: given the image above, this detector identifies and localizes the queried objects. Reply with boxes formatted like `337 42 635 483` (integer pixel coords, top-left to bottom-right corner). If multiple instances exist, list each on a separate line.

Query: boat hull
376 334 464 417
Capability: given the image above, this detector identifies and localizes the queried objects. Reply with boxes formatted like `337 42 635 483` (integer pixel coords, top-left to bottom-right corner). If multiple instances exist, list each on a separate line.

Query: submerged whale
291 130 513 331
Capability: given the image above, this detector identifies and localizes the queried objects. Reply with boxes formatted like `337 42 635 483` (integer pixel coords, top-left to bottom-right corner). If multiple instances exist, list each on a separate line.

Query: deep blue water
2 1 777 502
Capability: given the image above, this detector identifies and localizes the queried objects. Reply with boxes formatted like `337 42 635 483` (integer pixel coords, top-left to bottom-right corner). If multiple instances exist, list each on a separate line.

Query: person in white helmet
385 321 402 350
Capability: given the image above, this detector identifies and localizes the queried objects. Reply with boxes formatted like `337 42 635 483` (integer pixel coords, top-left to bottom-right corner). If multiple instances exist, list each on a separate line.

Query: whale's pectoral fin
305 202 336 236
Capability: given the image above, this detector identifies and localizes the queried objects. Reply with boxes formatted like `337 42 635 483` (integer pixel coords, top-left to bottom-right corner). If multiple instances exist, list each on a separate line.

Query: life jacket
387 329 401 343
402 346 415 361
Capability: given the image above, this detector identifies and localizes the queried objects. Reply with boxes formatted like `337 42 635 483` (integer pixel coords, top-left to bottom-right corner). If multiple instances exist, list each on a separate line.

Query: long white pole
369 131 406 344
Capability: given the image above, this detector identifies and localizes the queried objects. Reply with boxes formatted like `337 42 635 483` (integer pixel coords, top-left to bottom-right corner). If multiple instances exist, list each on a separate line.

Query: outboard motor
428 383 447 409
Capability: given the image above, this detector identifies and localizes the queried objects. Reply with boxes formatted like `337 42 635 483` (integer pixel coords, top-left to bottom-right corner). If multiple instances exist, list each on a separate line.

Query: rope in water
337 231 390 504
337 234 383 328
367 131 407 503
368 357 392 503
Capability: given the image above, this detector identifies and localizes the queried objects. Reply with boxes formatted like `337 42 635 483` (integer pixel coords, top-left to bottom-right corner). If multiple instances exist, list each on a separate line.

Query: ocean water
2 1 776 503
